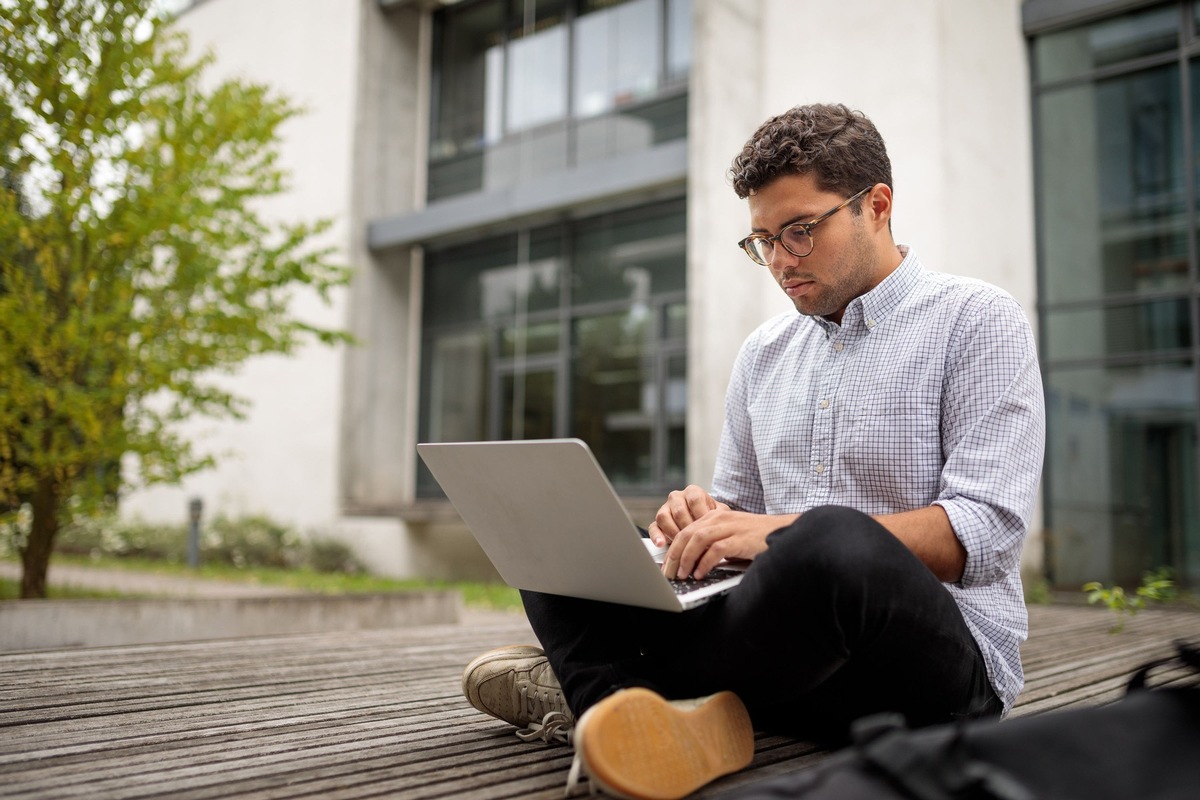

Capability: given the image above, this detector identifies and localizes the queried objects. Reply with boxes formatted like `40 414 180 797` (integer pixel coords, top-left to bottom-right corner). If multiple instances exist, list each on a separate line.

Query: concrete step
0 591 461 651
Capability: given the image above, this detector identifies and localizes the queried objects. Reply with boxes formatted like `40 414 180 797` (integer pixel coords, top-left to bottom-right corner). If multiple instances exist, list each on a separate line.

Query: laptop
416 438 744 612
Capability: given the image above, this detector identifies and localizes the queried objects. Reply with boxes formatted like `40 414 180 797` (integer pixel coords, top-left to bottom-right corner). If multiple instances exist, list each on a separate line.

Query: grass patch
3 512 524 611
4 554 524 611
0 577 140 601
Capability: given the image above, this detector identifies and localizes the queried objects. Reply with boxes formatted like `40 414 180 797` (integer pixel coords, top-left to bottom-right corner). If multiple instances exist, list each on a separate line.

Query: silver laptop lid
417 439 739 612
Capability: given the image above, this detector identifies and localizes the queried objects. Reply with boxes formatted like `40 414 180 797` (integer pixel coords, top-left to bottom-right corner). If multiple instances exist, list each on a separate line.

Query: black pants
521 505 1004 744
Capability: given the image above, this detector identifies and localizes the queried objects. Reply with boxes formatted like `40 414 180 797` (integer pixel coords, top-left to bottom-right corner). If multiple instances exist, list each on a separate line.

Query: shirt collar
814 245 920 335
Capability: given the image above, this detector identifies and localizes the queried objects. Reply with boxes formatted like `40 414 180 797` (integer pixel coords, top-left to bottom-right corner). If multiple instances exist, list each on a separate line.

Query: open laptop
417 438 744 612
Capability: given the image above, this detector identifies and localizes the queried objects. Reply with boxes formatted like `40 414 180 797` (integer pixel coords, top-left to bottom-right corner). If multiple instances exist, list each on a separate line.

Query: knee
761 505 897 579
735 506 897 620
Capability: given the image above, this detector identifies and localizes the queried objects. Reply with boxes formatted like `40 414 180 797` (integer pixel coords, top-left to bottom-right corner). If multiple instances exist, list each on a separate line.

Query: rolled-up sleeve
933 293 1046 589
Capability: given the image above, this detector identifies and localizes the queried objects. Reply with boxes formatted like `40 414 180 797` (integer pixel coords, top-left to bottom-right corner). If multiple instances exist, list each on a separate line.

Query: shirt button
819 398 830 409
833 342 844 352
866 318 876 329
814 463 826 474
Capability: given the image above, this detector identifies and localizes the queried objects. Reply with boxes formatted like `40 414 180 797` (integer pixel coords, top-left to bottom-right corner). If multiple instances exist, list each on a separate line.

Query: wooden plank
0 605 1193 800
1011 605 1199 718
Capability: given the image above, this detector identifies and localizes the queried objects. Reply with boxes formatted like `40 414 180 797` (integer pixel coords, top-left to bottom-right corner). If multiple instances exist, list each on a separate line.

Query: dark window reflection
1035 4 1200 590
429 0 692 201
418 199 686 496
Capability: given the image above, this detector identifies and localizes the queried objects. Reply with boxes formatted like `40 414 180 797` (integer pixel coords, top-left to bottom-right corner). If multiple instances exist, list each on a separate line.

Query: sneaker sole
575 688 754 800
461 644 546 712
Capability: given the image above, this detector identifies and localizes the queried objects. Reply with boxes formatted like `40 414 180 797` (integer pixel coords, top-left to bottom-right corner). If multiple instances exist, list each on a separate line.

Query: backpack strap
1126 639 1200 692
850 714 1034 800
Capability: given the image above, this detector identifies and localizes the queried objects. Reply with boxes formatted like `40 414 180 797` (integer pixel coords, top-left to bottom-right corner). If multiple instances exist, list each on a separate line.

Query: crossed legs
521 505 1001 742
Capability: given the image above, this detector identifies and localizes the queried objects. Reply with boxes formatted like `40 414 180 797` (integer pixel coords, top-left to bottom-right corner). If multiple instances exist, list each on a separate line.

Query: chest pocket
846 393 942 482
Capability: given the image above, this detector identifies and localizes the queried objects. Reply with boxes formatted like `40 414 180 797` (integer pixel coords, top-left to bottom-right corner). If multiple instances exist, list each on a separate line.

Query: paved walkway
0 560 303 598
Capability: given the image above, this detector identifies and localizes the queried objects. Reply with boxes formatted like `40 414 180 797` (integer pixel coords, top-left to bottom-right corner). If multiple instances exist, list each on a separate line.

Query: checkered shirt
711 247 1046 713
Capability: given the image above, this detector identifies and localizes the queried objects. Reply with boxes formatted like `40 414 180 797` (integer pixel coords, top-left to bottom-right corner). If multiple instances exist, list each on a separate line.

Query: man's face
746 172 884 323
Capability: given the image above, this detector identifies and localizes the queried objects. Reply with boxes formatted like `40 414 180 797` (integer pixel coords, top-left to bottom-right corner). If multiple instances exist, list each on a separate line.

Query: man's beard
787 219 877 319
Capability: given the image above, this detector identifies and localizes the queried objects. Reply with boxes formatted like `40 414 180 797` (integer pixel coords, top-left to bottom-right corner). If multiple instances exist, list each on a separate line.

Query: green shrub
1083 567 1177 633
204 514 301 569
57 515 186 562
45 512 365 574
307 538 364 574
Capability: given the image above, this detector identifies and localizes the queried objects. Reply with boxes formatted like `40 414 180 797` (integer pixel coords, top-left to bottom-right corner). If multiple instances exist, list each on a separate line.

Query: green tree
0 0 351 597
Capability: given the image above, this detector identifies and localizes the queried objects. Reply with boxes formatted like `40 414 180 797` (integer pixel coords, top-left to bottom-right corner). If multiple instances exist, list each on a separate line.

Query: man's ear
865 183 893 230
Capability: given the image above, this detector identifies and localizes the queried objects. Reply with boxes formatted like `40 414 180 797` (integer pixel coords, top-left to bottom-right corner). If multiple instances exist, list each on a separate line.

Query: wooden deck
1 603 1197 799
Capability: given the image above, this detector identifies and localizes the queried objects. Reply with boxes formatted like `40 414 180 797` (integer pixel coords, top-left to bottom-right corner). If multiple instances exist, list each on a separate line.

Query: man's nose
767 243 800 272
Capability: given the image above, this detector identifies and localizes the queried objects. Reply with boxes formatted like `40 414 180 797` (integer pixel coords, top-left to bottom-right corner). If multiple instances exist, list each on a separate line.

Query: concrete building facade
126 0 1200 592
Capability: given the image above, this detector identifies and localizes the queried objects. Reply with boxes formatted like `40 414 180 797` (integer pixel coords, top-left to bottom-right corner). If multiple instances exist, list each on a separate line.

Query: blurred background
118 0 1199 596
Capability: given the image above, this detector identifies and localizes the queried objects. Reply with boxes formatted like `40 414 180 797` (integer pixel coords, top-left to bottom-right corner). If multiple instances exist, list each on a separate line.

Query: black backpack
724 640 1200 800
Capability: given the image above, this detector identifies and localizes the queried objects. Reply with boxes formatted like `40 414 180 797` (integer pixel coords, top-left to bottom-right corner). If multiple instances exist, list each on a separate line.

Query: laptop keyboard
668 568 741 595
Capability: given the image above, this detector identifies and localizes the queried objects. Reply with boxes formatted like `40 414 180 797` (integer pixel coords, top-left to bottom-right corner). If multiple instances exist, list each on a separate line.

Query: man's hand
647 485 720 547
649 487 798 580
649 491 966 582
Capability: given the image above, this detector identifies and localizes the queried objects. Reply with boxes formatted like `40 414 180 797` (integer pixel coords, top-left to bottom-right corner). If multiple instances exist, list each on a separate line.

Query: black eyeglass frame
738 185 874 265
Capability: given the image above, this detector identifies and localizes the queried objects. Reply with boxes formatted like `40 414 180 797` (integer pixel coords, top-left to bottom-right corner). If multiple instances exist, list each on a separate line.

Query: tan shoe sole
575 688 754 800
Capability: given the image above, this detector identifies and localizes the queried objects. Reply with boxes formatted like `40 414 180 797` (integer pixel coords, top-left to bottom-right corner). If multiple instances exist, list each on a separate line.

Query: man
461 103 1045 800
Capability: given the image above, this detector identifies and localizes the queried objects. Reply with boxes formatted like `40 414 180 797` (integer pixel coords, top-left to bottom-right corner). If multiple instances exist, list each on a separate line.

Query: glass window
574 0 661 118
424 230 562 326
1036 64 1186 305
506 0 568 133
430 0 505 161
666 0 692 83
573 202 687 304
429 0 691 202
665 302 686 340
501 368 557 440
419 198 687 496
1194 57 1200 222
1043 299 1191 362
1033 4 1178 84
664 351 687 485
500 320 561 358
424 233 518 326
1044 363 1198 589
1033 2 1200 591
572 310 654 485
423 330 490 444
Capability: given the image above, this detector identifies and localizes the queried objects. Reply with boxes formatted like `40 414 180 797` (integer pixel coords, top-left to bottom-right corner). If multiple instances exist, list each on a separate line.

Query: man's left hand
661 509 797 580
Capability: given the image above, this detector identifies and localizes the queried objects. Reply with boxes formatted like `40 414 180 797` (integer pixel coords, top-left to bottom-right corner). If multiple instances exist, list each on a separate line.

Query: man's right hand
647 485 721 547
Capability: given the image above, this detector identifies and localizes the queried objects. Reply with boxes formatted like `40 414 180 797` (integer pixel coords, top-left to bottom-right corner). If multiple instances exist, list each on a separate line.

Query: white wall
122 0 361 535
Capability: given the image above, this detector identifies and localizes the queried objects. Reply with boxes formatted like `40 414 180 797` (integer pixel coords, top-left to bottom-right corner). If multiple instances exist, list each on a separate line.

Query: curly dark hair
729 103 892 204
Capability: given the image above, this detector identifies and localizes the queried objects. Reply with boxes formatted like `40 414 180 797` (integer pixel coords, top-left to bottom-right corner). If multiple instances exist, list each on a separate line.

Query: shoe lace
513 681 573 744
516 709 574 745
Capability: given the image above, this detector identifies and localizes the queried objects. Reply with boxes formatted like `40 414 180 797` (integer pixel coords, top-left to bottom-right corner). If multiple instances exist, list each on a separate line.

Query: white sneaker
462 645 574 744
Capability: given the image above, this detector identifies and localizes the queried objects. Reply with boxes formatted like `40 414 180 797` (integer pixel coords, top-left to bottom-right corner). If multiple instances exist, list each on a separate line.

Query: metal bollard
187 497 203 569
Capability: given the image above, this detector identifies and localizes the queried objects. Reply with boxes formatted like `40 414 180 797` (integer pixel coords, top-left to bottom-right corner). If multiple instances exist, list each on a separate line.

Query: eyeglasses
738 185 873 265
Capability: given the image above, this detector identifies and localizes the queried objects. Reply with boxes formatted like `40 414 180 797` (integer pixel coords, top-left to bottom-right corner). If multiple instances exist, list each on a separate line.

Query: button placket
805 340 841 505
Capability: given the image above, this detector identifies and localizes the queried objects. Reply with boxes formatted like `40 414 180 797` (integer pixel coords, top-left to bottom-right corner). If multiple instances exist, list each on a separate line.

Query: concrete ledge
0 591 462 651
